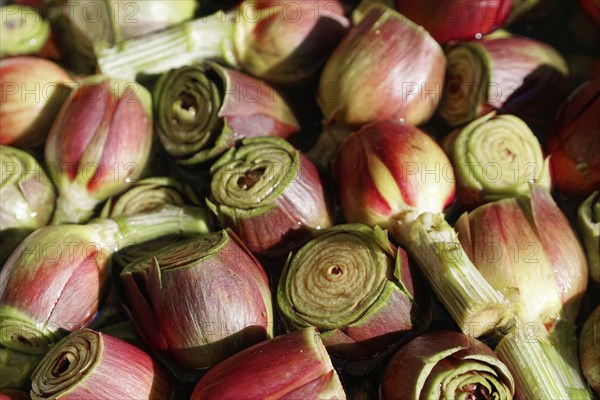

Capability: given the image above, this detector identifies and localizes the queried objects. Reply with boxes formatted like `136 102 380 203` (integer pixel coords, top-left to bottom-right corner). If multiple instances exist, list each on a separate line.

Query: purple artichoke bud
44 75 153 224
191 328 346 399
120 229 273 370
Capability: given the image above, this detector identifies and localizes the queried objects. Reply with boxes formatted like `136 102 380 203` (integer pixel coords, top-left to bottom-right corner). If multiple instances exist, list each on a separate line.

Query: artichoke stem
496 322 593 400
96 10 236 80
50 196 97 225
106 205 214 250
391 211 514 337
539 320 593 399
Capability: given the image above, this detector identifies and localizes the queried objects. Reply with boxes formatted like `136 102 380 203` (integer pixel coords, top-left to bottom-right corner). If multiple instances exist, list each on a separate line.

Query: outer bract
30 329 173 400
191 328 346 399
120 230 273 370
454 186 588 328
44 75 153 224
318 3 445 128
278 223 430 358
381 330 514 400
0 57 71 147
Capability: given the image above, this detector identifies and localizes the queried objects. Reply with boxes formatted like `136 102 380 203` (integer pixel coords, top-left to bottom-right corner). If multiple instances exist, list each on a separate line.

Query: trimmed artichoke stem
391 211 514 338
496 322 593 400
96 11 237 80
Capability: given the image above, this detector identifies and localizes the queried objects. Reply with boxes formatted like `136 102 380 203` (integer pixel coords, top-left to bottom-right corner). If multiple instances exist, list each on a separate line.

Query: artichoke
548 76 600 197
97 0 349 84
578 191 600 286
334 120 513 337
381 330 515 400
443 112 551 206
120 230 273 370
0 4 50 58
191 328 346 399
99 176 201 218
579 305 600 395
0 57 71 147
438 35 568 128
45 75 153 224
208 136 332 256
0 205 213 354
277 223 430 358
0 145 55 265
153 61 299 165
30 329 173 400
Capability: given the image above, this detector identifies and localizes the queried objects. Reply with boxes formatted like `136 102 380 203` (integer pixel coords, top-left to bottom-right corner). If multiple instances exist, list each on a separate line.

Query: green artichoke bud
208 136 333 256
578 191 599 286
0 4 50 58
99 176 201 218
120 229 273 370
153 61 299 165
277 223 430 358
1 146 55 265
443 112 551 206
30 329 174 400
